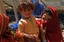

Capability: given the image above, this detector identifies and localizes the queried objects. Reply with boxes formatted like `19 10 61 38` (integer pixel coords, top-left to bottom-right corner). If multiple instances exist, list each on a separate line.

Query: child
36 6 63 42
17 1 40 42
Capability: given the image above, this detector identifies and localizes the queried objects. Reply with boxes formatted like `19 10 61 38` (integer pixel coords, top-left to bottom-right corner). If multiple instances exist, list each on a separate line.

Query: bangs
18 2 28 12
27 2 34 11
18 1 34 12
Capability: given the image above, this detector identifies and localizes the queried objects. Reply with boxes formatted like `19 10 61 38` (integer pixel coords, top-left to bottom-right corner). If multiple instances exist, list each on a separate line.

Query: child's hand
15 31 24 42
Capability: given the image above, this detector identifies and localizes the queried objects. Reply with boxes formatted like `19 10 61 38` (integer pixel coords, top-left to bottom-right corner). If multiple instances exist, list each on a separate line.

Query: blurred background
2 0 64 30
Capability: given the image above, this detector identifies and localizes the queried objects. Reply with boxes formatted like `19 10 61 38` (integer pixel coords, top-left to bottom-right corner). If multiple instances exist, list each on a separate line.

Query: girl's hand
40 23 46 36
40 23 46 40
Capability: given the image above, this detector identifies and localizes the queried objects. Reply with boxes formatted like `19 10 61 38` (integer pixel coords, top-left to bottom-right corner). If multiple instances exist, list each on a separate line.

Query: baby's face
21 10 33 18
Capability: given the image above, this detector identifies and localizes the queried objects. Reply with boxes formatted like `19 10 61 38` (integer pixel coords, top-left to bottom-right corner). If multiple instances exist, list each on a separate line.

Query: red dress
36 6 64 42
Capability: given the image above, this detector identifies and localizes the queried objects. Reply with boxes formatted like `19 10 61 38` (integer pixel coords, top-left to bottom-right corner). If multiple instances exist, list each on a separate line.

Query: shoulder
31 15 36 20
32 15 35 18
18 19 27 25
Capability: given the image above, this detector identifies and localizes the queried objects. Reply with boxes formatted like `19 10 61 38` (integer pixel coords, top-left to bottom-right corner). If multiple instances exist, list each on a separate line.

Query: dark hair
17 1 34 13
41 8 52 17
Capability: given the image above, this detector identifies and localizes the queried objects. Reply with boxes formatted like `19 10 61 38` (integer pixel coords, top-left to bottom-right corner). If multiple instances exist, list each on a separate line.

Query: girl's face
42 13 52 23
20 10 33 18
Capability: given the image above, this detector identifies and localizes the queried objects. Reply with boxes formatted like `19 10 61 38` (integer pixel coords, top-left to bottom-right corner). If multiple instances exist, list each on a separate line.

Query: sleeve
18 21 25 33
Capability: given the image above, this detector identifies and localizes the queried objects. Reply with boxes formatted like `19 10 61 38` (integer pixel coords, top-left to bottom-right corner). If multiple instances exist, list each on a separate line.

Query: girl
36 6 63 42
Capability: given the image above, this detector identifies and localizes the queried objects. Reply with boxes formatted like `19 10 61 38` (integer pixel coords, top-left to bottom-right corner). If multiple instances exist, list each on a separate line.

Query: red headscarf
36 6 63 42
0 14 15 42
45 6 60 31
45 6 63 42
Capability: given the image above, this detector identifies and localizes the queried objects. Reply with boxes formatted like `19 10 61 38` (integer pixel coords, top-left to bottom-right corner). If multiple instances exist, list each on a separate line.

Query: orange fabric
18 16 39 36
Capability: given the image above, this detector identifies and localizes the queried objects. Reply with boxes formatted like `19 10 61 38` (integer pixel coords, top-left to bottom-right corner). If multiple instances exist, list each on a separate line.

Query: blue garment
33 3 44 17
31 0 39 7
9 22 18 31
31 0 44 17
